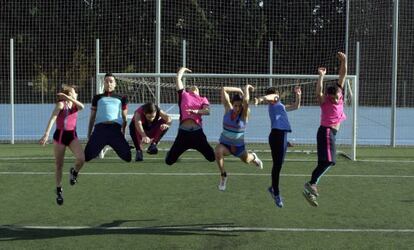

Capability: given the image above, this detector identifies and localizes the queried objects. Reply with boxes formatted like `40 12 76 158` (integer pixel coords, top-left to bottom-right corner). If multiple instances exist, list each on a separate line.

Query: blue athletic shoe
268 187 283 208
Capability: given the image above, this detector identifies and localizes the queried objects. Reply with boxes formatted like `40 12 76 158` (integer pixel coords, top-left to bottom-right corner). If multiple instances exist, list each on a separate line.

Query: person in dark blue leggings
255 86 301 207
84 73 131 162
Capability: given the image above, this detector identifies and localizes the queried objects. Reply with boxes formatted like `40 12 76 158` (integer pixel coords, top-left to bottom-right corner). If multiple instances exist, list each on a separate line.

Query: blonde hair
57 84 77 102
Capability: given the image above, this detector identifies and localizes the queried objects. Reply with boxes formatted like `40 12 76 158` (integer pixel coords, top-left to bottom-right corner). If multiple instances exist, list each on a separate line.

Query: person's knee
214 150 223 161
165 151 175 165
76 155 85 166
207 153 215 162
121 151 132 162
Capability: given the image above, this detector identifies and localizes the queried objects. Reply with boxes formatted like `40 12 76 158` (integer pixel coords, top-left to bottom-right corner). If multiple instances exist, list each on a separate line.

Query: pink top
56 101 78 131
320 91 346 127
178 89 209 126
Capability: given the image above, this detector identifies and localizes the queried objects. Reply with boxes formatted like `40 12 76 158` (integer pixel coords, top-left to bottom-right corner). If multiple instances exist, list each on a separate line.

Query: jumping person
215 85 263 191
84 73 131 162
129 102 172 161
39 85 85 205
255 86 301 207
165 67 215 165
303 52 347 207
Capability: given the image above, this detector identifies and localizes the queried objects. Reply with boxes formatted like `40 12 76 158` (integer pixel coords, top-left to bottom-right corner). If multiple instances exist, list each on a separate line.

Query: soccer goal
96 73 358 160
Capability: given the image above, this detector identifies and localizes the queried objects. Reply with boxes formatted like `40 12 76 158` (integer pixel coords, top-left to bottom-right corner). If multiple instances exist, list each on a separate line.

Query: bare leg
68 139 85 172
53 143 66 187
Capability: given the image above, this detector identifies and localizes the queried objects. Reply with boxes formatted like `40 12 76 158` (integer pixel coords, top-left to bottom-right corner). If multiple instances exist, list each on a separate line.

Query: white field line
0 225 413 233
1 156 414 163
0 171 413 178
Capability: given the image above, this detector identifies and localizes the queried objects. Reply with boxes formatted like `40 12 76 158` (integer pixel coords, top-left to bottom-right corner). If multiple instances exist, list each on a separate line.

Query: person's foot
147 143 158 155
135 150 143 161
251 152 263 169
304 182 319 197
303 190 318 207
56 188 64 206
268 187 283 208
218 172 228 191
69 167 78 186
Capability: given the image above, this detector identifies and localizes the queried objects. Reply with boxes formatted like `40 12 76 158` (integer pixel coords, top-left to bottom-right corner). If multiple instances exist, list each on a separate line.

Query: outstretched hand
337 52 347 62
178 67 192 75
318 67 327 76
246 84 254 92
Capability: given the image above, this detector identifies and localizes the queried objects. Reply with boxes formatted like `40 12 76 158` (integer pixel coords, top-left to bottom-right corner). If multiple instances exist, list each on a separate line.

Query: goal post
97 73 358 160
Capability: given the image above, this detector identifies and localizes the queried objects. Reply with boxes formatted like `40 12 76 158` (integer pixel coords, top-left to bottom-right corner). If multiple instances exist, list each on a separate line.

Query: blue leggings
84 123 131 162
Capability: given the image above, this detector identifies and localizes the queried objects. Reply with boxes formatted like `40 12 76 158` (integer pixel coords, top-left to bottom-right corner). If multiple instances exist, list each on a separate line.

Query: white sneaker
251 152 263 169
218 176 228 191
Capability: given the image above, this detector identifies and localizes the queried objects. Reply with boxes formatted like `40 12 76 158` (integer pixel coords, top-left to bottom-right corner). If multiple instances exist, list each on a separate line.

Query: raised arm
254 94 280 105
221 86 243 112
39 102 63 145
285 86 302 111
316 67 327 104
337 52 347 89
56 93 84 111
176 67 191 91
241 84 254 121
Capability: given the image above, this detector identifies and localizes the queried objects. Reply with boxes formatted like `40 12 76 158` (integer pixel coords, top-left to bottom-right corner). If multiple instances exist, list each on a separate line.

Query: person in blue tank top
255 86 301 207
215 84 264 191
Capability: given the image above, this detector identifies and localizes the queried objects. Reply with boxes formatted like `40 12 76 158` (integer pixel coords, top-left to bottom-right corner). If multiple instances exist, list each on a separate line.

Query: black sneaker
147 143 158 155
56 189 64 206
69 167 78 186
135 150 143 161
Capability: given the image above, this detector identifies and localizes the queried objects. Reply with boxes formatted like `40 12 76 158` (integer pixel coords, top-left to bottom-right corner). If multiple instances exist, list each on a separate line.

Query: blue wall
0 104 413 145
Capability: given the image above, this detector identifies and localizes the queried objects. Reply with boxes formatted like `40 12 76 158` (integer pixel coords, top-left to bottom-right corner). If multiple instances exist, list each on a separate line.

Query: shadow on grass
0 220 265 241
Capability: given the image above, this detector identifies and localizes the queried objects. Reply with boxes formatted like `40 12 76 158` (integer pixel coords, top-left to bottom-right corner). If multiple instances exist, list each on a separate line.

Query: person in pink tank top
165 67 215 165
39 85 85 206
303 52 347 207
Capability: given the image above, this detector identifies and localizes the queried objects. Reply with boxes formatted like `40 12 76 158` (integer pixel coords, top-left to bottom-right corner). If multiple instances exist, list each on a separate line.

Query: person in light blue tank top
255 86 301 207
215 84 264 191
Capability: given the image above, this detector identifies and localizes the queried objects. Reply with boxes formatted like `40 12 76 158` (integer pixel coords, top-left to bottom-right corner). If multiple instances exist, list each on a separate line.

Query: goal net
98 73 357 160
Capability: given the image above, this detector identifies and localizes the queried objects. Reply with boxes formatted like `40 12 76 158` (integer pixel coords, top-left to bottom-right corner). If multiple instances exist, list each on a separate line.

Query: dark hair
104 73 115 79
265 87 279 95
142 102 157 114
326 85 339 96
231 94 243 103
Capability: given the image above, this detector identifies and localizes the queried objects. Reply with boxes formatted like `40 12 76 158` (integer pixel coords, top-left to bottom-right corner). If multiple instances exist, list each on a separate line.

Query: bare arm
159 110 172 131
254 94 280 105
121 109 128 134
176 67 191 91
337 52 347 89
39 102 63 145
159 110 172 125
285 86 302 111
316 67 326 104
221 86 243 112
134 112 152 144
87 109 97 139
241 84 254 121
56 93 84 111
